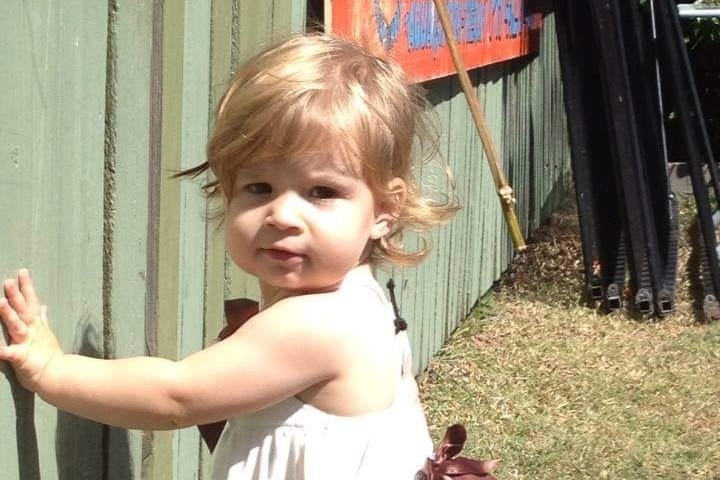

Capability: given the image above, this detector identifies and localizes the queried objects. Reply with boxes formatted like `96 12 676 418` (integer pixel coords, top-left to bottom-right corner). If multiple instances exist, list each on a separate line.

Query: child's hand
0 269 63 393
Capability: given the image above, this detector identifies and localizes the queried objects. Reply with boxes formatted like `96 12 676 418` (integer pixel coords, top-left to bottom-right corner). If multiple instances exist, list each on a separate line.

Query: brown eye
245 183 272 194
309 186 337 199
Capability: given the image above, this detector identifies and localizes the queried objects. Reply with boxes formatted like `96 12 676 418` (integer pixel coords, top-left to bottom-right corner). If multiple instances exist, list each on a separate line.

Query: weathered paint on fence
105 2 155 479
1 1 109 479
0 1 569 478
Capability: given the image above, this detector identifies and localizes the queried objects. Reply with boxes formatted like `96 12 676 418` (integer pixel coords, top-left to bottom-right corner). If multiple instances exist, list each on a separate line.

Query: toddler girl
0 33 458 479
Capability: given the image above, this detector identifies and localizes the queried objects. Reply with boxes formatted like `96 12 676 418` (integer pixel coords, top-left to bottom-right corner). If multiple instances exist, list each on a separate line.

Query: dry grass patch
418 196 720 479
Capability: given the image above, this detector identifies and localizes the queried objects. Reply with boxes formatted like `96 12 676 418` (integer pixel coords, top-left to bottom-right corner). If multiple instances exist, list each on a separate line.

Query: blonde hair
179 33 458 266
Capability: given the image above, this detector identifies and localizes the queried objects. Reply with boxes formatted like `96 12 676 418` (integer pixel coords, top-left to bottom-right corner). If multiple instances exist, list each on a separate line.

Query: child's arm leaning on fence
0 269 344 430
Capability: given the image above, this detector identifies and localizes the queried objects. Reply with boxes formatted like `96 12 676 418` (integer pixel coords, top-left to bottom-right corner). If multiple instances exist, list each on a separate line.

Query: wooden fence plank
153 1 214 479
201 0 235 477
174 2 212 478
106 1 155 479
0 1 109 479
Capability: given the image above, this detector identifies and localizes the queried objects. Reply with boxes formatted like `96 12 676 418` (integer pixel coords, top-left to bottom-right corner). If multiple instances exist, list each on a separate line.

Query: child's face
224 154 388 296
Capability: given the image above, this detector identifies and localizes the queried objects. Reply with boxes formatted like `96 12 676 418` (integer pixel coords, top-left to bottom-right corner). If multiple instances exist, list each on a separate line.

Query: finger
17 269 39 306
3 279 31 319
0 298 28 341
0 344 27 365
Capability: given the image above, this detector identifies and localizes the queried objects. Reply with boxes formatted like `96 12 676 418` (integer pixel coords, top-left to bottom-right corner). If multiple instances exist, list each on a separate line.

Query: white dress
210 274 433 480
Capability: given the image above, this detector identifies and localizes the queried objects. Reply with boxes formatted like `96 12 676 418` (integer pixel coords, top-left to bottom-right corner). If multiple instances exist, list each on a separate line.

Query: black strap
386 278 408 334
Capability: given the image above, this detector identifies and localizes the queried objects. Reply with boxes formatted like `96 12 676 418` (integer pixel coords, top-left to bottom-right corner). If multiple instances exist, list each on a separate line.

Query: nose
264 192 304 232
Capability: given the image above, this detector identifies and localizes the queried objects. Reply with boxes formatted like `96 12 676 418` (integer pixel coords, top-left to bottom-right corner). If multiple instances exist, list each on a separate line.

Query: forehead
236 154 362 178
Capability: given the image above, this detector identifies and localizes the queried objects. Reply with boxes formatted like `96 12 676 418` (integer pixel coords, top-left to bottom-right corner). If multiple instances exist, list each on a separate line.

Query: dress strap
385 278 415 378
385 278 408 334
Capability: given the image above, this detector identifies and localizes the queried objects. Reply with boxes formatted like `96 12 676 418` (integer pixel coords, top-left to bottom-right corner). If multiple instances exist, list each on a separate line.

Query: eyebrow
236 159 360 179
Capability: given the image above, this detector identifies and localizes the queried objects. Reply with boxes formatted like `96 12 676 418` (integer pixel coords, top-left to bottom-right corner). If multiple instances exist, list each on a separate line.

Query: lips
260 247 305 262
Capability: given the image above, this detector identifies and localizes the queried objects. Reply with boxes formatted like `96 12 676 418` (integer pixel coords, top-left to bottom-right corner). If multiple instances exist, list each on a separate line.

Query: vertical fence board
0 1 108 480
106 1 155 479
201 0 236 476
444 79 466 344
154 0 213 478
153 0 184 474
175 0 212 476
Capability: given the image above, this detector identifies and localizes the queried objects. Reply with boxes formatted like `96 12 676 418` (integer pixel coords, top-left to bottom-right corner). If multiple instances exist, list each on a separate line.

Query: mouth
260 248 305 263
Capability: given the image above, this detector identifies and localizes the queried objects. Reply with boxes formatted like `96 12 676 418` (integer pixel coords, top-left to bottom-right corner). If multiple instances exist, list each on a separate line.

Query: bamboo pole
431 0 527 251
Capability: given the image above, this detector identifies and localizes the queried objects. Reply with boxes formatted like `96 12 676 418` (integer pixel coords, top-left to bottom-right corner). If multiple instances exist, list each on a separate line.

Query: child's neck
259 264 374 309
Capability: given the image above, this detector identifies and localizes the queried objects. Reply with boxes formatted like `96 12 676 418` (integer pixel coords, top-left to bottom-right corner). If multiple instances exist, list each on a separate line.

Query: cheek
225 225 257 273
224 215 253 252
324 214 375 255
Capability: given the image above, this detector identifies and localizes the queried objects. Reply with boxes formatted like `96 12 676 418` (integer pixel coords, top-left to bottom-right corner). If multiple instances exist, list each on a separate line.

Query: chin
266 275 344 295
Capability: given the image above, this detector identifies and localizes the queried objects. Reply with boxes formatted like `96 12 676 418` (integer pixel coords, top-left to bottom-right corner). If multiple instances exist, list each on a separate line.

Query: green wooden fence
0 1 569 478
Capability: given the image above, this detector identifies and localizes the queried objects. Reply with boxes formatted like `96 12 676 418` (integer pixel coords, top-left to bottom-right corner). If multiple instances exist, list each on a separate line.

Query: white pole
678 4 720 18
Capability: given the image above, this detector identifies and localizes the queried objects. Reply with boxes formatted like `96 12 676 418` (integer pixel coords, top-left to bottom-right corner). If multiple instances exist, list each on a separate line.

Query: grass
417 195 720 479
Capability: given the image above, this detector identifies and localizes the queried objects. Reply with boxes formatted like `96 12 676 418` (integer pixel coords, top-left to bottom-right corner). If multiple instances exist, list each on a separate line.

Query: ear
371 178 407 240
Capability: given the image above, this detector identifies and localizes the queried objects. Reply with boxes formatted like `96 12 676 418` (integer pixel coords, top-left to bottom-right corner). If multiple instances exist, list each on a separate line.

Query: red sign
329 0 543 82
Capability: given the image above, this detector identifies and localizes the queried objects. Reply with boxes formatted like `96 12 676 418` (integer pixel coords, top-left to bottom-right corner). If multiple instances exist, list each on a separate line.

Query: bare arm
39 354 188 430
0 270 342 430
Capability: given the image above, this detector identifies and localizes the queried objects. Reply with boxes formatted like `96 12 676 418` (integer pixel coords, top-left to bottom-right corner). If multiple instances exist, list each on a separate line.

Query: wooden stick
431 0 527 251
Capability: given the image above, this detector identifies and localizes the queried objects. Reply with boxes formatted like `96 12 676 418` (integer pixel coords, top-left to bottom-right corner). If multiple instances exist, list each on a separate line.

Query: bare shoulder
167 275 397 420
256 282 398 413
255 283 390 340
218 276 395 394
